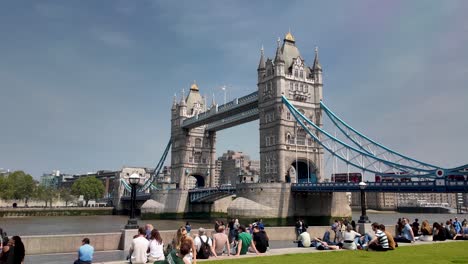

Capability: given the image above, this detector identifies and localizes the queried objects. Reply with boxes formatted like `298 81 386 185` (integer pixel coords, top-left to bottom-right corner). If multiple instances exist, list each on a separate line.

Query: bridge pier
227 183 351 225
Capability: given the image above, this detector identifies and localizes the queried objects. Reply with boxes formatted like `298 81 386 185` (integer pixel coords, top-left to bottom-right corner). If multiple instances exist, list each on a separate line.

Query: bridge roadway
120 181 468 203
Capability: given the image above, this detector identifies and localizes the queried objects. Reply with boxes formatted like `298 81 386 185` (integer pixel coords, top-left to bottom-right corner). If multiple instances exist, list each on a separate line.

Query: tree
35 185 59 207
3 171 35 204
59 188 74 207
71 176 105 206
35 185 49 207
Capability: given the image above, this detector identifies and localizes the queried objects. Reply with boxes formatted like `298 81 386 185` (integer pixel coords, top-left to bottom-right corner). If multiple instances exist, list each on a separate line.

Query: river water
1 212 466 236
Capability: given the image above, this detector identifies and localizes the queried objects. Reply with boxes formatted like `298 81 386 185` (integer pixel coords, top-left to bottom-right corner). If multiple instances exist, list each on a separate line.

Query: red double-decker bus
331 173 362 183
375 172 411 182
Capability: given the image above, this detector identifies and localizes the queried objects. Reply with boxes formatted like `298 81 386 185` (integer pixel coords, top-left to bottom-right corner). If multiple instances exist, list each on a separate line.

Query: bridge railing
292 181 468 193
206 108 259 131
188 186 236 202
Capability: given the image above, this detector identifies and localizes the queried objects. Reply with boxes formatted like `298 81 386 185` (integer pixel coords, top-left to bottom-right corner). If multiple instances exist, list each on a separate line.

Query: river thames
1 212 466 236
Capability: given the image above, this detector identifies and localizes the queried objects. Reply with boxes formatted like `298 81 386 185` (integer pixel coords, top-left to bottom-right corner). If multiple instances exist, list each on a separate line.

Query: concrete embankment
0 207 113 217
23 226 332 255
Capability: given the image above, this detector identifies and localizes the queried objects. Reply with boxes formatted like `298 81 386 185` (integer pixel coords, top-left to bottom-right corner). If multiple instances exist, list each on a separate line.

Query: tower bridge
115 32 468 223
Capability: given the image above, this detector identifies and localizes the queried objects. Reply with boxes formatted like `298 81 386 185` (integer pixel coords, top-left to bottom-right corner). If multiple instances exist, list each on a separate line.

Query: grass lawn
209 241 468 264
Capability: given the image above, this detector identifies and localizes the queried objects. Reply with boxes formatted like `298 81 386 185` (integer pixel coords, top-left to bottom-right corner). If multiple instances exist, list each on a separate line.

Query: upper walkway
181 91 258 131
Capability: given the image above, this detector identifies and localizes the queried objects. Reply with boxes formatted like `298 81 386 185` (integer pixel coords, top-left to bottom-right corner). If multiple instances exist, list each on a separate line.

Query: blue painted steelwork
282 96 438 178
121 139 172 193
139 140 172 192
321 101 438 170
292 181 468 193
188 186 236 203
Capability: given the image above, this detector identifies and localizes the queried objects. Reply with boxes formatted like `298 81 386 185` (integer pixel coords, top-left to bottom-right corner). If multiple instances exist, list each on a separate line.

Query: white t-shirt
131 236 150 264
148 239 165 260
194 235 213 252
343 230 360 241
298 232 311 247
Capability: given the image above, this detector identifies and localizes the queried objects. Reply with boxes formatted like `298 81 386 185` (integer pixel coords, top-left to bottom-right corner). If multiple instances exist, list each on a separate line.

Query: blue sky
1 1 467 178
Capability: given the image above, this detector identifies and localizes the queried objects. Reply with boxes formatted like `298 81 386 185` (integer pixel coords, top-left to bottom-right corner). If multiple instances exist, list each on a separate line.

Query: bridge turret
257 46 266 83
312 47 323 89
258 31 324 184
274 37 285 76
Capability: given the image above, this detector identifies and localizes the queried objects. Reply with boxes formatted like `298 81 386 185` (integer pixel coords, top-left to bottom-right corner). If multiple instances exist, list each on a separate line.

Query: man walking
74 238 94 264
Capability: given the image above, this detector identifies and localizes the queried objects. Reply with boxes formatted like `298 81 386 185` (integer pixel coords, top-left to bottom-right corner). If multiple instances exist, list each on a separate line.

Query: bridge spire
257 45 266 70
211 93 216 107
274 37 284 63
313 46 322 71
172 93 177 109
180 88 186 106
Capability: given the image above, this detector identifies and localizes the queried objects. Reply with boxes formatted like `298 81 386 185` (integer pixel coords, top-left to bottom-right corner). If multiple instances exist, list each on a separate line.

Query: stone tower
170 83 216 189
258 32 324 184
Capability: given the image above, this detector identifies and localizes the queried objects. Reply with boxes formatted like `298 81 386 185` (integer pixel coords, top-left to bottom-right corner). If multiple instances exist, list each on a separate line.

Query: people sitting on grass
342 224 361 250
313 237 340 250
251 225 269 253
419 220 433 241
212 225 230 256
148 229 165 263
453 222 468 240
367 222 389 251
433 222 448 241
162 240 192 264
394 218 415 243
294 230 311 247
236 225 255 256
194 227 216 259
379 224 397 250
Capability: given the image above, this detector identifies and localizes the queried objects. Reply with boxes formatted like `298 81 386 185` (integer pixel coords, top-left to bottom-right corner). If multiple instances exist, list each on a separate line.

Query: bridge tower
258 32 324 183
170 83 216 189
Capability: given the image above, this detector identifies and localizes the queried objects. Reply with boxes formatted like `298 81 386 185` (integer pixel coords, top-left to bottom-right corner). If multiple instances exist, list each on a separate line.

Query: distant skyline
1 1 467 179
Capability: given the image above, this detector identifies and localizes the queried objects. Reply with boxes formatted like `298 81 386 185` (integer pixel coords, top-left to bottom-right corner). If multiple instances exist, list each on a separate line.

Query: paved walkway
26 239 460 264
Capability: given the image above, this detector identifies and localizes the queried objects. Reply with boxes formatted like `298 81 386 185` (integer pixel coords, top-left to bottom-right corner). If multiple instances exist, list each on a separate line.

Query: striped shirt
375 230 389 249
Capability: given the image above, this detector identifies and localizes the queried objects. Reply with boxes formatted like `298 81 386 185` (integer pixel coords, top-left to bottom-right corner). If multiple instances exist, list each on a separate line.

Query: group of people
125 219 269 264
396 217 468 242
0 228 25 264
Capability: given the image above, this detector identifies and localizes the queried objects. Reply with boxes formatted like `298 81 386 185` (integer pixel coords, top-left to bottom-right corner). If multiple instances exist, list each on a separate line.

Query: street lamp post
125 173 141 229
358 181 370 223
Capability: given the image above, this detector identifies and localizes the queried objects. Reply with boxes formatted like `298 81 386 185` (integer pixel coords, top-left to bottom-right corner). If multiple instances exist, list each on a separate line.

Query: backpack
197 236 211 259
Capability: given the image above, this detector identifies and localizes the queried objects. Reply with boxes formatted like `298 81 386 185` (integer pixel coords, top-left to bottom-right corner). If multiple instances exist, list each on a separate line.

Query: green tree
35 185 59 207
4 171 35 204
71 176 105 206
59 188 74 207
35 185 49 207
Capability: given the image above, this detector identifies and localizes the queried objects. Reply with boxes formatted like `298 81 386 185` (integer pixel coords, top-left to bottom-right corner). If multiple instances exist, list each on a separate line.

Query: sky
0 0 467 179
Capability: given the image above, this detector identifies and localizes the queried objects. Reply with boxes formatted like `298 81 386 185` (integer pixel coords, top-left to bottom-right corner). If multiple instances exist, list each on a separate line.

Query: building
40 170 74 189
351 192 458 211
217 150 260 185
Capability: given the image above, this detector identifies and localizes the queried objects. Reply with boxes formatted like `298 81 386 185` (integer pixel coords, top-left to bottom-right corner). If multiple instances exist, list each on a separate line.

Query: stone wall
22 225 395 255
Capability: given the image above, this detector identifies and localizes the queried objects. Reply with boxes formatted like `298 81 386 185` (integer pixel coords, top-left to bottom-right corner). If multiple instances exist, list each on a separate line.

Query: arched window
195 138 202 148
287 112 291 120
305 85 308 93
296 128 306 145
299 71 303 78
294 69 298 77
290 82 293 91
295 83 298 91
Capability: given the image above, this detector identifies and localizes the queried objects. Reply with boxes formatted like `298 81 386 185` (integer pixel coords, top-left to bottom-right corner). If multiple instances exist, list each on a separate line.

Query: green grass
208 242 468 264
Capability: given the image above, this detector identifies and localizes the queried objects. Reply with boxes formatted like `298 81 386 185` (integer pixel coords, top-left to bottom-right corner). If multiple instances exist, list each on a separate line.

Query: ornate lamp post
358 181 370 223
125 173 140 229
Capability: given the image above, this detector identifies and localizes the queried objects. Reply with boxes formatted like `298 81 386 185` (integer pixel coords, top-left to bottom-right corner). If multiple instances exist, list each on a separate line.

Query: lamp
125 173 141 229
358 181 370 223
